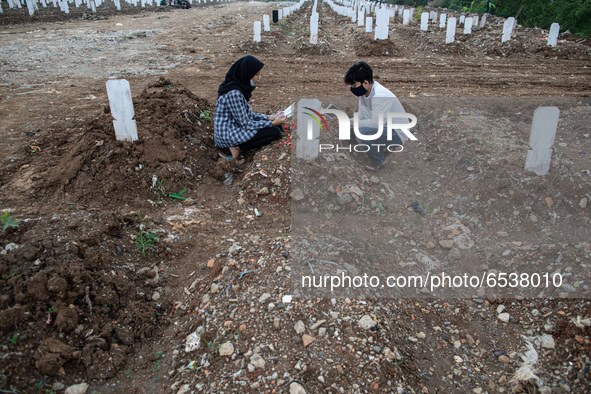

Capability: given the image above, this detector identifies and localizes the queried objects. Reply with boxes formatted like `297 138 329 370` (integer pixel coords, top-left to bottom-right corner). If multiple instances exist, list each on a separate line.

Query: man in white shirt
344 61 408 172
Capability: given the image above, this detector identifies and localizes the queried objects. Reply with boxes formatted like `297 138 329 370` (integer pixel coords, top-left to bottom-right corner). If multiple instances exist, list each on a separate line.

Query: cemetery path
0 2 590 394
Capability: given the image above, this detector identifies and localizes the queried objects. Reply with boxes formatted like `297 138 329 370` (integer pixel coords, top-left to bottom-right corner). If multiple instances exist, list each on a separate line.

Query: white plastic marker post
524 107 560 175
310 11 319 44
254 21 261 42
366 17 372 33
106 79 138 142
402 8 410 25
480 14 487 28
420 12 429 31
463 17 473 34
296 99 321 160
502 17 515 43
263 15 270 32
439 13 447 29
548 23 559 47
374 8 389 40
446 17 456 44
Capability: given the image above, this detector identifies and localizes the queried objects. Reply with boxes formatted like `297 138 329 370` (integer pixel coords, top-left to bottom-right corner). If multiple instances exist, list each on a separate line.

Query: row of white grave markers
1 0 235 16
253 0 306 43
328 0 561 47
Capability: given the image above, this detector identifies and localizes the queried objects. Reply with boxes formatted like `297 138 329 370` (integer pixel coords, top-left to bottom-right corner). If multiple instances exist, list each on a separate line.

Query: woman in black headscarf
214 55 286 164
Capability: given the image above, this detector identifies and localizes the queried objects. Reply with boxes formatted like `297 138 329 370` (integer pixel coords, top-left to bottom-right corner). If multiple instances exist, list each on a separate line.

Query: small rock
580 198 588 209
310 319 326 330
497 305 506 314
318 327 326 337
273 317 280 330
498 355 510 363
250 354 266 369
358 315 377 330
417 332 426 339
219 342 234 356
540 334 555 349
259 293 271 303
454 356 463 363
212 282 222 293
294 320 306 334
289 382 307 394
498 313 510 323
152 291 161 301
302 334 316 347
439 239 454 249
65 383 89 394
291 188 305 201
370 175 380 184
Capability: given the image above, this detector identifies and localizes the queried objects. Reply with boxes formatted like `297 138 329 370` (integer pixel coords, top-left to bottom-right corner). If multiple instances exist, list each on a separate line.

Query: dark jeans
354 127 403 165
239 126 282 153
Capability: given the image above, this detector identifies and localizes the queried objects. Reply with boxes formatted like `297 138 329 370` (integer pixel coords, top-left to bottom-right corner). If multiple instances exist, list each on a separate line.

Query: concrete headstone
446 17 456 44
106 79 138 142
524 107 560 175
548 23 559 47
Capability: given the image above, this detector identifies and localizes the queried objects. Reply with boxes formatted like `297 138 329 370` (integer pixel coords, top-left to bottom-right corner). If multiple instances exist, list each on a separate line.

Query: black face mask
350 84 367 97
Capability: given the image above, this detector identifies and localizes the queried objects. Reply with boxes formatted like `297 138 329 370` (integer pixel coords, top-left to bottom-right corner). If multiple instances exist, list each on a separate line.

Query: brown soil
0 1 590 393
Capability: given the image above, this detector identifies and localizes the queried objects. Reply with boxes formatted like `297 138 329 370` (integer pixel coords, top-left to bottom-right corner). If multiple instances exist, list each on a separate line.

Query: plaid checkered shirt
214 89 272 148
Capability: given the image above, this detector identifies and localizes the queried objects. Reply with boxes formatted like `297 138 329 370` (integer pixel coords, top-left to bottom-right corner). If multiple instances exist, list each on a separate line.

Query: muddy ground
0 1 590 393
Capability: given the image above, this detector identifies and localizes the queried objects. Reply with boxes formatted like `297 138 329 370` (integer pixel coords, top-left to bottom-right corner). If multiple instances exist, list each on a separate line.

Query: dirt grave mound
1 78 219 211
355 33 402 57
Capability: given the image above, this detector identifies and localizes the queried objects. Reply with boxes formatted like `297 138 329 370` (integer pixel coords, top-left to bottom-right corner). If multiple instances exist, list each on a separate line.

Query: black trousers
238 126 283 153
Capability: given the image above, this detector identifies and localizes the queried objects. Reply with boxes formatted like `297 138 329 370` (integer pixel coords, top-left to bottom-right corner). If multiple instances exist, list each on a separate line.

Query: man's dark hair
344 62 373 85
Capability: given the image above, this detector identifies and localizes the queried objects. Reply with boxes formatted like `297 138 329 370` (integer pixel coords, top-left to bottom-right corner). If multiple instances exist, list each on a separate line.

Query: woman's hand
268 111 284 122
271 113 287 126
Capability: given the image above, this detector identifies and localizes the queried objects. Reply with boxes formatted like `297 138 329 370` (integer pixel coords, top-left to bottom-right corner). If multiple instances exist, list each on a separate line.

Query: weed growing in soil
199 110 212 122
132 212 159 257
8 333 19 344
1 211 19 231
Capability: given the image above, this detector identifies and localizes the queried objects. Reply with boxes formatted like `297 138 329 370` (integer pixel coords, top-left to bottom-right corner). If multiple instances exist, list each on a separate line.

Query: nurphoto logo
299 100 418 154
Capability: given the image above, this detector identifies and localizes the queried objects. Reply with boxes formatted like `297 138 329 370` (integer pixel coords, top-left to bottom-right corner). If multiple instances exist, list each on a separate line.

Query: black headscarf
217 55 264 101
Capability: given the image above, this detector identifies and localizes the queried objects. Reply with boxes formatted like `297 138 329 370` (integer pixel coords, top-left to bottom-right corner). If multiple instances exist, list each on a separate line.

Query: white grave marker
403 9 410 25
459 15 465 24
358 9 364 27
430 11 437 22
106 79 138 142
439 13 447 29
263 15 270 32
253 21 261 42
480 15 487 28
446 17 456 44
420 12 428 31
310 12 319 44
473 15 479 27
463 17 473 34
524 107 560 175
374 8 389 40
548 23 559 47
502 17 515 43
296 99 321 160
365 16 372 33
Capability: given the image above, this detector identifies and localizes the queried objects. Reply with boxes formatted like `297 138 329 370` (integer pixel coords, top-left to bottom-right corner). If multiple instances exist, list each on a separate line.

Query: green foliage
199 110 212 122
8 333 19 344
437 0 590 37
1 211 19 231
132 212 159 257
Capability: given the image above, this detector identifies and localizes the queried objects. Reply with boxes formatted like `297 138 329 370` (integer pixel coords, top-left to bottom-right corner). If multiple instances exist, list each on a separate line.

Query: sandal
365 162 385 172
232 155 246 166
219 151 232 160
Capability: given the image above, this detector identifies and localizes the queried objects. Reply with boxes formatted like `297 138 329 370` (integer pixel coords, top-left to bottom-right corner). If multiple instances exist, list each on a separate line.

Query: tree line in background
390 0 591 37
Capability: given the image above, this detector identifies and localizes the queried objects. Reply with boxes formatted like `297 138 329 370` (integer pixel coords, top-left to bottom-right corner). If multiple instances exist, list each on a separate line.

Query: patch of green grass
8 333 19 344
1 211 19 231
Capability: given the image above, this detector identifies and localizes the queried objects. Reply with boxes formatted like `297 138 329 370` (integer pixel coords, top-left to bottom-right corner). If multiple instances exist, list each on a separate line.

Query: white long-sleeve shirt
356 81 409 143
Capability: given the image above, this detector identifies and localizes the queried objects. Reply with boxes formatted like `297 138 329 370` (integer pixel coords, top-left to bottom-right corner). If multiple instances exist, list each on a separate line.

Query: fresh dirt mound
1 78 218 211
355 33 402 57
